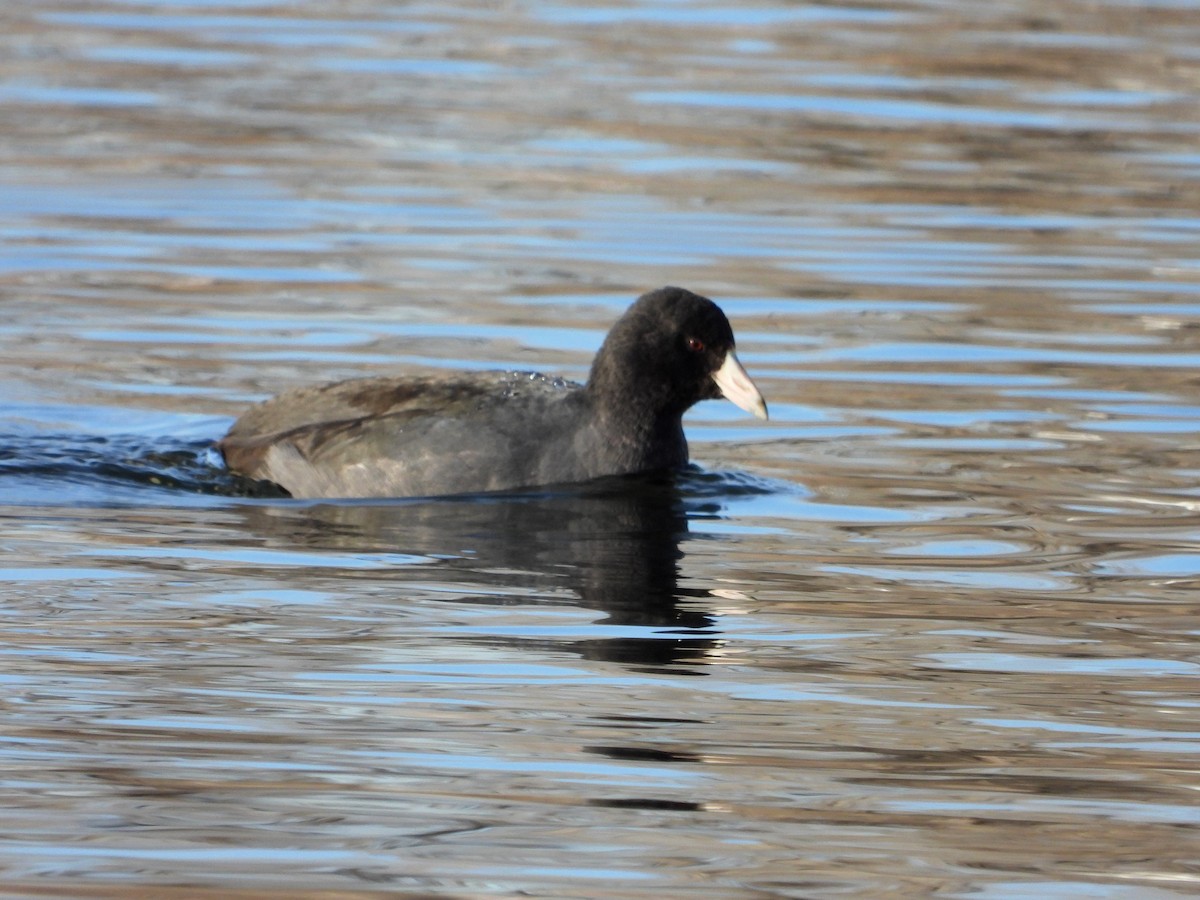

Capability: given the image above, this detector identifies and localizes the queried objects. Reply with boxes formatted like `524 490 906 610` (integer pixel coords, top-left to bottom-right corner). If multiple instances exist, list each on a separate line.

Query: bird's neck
582 380 687 472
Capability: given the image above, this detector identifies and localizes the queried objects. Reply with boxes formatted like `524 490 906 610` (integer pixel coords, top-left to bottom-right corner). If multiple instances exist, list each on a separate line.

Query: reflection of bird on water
240 474 724 669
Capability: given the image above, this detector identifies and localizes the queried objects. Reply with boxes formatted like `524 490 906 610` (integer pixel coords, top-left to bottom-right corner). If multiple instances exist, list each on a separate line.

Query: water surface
2 1 1198 897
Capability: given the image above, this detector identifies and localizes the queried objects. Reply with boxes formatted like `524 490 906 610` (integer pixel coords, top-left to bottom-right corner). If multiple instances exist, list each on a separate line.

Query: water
2 0 1199 896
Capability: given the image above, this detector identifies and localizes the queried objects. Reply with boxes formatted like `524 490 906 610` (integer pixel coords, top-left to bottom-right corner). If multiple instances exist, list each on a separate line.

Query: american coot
219 286 768 499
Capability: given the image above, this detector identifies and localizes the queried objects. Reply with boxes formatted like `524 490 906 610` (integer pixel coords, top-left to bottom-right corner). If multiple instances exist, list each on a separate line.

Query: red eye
686 337 705 353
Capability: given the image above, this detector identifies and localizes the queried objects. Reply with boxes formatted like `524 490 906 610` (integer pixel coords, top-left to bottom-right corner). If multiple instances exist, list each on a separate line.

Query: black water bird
219 286 767 498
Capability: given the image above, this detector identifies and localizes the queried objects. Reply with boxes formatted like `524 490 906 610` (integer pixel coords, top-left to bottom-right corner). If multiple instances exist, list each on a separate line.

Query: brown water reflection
2 0 1199 897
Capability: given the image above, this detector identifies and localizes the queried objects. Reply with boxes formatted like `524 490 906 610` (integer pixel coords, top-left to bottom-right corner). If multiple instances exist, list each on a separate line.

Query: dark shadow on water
0 432 285 504
238 473 734 671
1 429 781 670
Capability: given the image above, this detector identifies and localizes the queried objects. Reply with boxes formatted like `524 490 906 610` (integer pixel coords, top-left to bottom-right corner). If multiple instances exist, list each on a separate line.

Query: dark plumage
219 286 767 498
